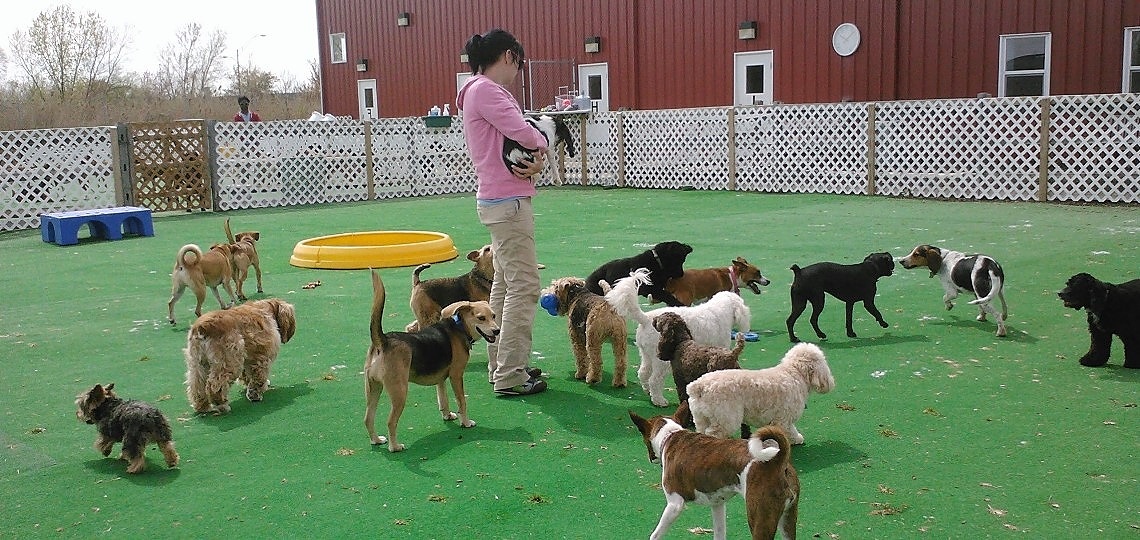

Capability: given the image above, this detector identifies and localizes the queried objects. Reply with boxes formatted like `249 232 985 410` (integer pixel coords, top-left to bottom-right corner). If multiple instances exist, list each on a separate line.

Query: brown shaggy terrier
542 277 629 386
75 383 180 474
654 311 746 405
184 298 296 414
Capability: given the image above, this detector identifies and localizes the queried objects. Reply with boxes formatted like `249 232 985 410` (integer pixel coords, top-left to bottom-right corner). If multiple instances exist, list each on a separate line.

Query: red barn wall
316 0 1140 118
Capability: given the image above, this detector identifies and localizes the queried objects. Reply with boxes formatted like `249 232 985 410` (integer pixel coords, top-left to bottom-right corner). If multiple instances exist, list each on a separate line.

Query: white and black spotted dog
900 244 1008 337
502 115 576 183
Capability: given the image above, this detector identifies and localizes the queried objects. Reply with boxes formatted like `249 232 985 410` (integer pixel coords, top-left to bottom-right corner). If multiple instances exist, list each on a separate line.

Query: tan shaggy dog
543 276 629 387
224 218 263 301
168 243 238 325
184 298 296 414
365 270 499 452
405 245 494 332
655 256 771 306
630 401 799 540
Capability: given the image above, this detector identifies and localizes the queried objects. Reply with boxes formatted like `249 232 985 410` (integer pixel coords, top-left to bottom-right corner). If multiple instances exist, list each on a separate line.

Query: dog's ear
672 400 693 427
440 301 473 320
923 247 942 277
1087 278 1109 312
271 300 297 343
466 249 480 262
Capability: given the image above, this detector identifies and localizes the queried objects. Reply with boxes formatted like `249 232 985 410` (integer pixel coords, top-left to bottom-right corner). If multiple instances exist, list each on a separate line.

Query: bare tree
155 23 227 99
232 67 277 98
8 5 129 102
304 58 321 94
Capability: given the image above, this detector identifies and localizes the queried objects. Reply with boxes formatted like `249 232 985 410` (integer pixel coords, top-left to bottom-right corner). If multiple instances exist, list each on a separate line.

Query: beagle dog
364 270 499 452
900 244 1008 337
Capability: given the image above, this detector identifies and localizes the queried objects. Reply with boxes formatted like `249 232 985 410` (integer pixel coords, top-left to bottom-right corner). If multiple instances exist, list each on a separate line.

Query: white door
357 79 378 119
577 63 609 112
734 51 773 106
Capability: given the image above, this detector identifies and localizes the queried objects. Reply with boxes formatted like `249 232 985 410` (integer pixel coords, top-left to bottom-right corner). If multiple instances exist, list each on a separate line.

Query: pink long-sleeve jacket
457 74 547 200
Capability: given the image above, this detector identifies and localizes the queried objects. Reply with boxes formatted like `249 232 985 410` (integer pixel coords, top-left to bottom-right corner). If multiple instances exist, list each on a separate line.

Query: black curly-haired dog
75 383 179 473
1057 272 1140 368
585 241 694 306
786 252 895 342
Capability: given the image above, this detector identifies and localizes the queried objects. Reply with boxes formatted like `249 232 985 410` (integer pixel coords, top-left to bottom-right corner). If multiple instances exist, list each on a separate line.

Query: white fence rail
2 94 1137 232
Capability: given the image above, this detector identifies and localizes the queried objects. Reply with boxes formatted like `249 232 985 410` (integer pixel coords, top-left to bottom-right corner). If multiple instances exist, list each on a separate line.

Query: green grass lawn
1 188 1137 538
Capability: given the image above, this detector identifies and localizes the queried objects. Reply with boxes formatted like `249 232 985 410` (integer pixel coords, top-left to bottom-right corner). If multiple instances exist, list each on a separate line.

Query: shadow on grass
793 439 867 474
926 317 1038 343
811 332 931 350
1095 364 1140 381
369 424 535 478
194 382 315 432
82 458 182 485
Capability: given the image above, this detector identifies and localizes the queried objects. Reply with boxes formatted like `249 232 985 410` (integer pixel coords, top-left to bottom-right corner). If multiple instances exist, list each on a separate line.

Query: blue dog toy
731 330 760 342
540 293 559 316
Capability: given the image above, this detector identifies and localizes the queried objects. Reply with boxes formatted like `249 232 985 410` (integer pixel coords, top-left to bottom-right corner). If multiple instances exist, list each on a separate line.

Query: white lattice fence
214 119 368 210
623 108 732 190
575 112 621 187
735 103 868 194
1047 93 1140 203
0 126 118 232
875 97 1041 200
390 118 477 197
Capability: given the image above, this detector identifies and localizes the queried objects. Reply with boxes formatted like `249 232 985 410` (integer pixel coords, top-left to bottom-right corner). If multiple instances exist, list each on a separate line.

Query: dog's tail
967 270 1004 309
178 244 203 269
748 425 793 464
370 269 388 349
411 264 431 287
604 268 653 327
224 218 236 244
790 264 801 276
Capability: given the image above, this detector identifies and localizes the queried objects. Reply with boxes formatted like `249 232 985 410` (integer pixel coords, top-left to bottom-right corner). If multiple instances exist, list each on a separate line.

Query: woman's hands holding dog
511 152 546 180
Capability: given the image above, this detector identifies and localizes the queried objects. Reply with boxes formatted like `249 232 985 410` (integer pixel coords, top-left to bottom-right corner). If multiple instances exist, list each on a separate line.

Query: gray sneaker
495 376 547 396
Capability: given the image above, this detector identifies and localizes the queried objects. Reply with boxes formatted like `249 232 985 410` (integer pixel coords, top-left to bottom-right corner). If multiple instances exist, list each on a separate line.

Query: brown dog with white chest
224 218 263 301
168 243 237 325
629 401 800 540
405 245 494 332
655 256 771 306
365 269 500 452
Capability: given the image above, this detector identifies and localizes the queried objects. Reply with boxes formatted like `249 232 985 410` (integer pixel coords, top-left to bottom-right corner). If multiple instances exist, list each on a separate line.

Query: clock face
832 23 861 57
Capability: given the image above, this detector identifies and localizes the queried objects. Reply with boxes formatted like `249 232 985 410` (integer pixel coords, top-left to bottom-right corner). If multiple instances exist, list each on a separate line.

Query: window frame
997 32 1051 97
329 32 347 64
1124 27 1140 93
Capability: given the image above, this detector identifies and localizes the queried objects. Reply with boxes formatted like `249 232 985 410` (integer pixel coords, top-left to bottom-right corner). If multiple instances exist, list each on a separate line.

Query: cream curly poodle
687 342 834 444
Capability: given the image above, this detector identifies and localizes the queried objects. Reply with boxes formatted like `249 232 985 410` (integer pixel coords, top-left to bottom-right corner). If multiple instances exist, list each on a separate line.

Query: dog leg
638 350 669 407
385 384 409 452
646 349 671 407
190 281 208 317
807 296 828 341
862 298 890 331
611 334 628 388
1079 319 1113 367
95 434 115 456
363 375 388 446
784 423 805 445
744 491 781 540
436 382 458 421
844 302 858 338
584 325 605 385
943 289 958 311
168 282 188 325
778 500 799 540
571 330 590 381
253 262 263 294
710 503 728 540
448 376 476 428
121 431 146 473
158 440 180 468
786 297 808 343
1122 337 1140 369
650 494 687 540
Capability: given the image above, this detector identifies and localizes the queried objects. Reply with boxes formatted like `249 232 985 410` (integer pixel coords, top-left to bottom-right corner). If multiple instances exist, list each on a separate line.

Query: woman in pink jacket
457 29 548 396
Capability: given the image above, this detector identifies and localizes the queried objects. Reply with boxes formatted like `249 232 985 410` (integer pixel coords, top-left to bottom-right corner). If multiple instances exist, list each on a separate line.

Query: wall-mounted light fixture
459 52 469 64
584 36 601 54
397 12 410 27
355 59 368 72
738 21 757 40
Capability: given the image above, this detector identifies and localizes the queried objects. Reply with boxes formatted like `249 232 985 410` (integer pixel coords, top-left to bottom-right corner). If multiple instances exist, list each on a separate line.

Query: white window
1125 27 1140 93
329 33 347 64
998 33 1050 97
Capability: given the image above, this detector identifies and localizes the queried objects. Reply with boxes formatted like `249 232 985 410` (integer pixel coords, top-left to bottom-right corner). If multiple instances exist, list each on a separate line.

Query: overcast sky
2 0 319 83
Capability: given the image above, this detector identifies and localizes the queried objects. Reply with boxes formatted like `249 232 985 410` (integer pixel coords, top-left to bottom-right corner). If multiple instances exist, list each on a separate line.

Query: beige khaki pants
477 197 539 390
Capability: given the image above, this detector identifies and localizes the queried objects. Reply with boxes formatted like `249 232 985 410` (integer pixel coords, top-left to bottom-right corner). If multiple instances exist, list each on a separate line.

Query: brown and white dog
405 245 494 332
655 257 771 306
184 298 296 414
168 243 237 326
224 218 263 301
900 244 1008 337
629 402 799 540
365 270 499 452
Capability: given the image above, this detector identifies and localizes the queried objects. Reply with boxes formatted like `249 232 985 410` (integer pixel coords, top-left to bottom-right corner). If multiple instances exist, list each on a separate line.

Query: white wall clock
832 23 861 57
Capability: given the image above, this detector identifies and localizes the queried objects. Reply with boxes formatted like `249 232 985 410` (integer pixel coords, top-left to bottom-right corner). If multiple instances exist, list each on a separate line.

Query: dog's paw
388 442 406 453
1079 354 1109 367
945 302 955 311
461 419 476 428
442 412 458 422
879 320 890 328
371 435 388 446
651 397 670 408
846 331 857 338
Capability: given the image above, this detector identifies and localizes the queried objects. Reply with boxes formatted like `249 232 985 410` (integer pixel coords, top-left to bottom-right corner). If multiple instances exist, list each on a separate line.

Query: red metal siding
317 0 1140 118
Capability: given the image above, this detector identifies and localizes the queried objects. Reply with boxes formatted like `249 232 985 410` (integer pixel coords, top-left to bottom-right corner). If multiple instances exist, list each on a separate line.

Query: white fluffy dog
687 342 834 444
605 268 751 407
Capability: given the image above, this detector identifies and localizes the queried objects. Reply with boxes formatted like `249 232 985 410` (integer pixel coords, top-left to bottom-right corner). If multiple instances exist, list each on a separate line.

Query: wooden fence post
364 120 375 200
616 112 626 187
579 117 588 186
1038 98 1051 202
727 107 737 191
866 103 877 196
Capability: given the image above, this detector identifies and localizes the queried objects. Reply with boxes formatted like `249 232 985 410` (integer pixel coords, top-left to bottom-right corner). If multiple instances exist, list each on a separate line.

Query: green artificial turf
1 188 1137 538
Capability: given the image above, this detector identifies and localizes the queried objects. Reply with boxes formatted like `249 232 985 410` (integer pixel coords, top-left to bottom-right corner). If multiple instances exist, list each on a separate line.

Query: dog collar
474 272 493 288
728 265 739 294
452 314 476 345
651 249 663 268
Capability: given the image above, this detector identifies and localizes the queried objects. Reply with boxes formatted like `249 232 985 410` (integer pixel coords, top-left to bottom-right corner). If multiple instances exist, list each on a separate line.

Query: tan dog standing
656 256 771 306
168 243 237 325
405 245 493 332
365 270 499 452
224 218 263 301
543 276 629 387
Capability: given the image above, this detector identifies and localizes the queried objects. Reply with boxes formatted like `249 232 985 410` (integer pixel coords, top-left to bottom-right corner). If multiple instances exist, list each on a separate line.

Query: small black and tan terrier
75 383 180 473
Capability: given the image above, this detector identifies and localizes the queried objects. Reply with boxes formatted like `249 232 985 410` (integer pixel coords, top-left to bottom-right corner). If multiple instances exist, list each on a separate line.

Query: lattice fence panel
0 126 117 232
735 103 868 194
875 97 1041 200
214 119 368 210
372 118 477 198
623 108 732 190
130 121 211 212
1048 93 1140 203
565 112 620 187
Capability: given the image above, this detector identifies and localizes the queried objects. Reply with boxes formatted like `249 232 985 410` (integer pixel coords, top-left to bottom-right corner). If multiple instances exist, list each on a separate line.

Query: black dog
786 252 895 342
74 383 180 474
502 115 576 171
585 241 694 306
1058 272 1140 368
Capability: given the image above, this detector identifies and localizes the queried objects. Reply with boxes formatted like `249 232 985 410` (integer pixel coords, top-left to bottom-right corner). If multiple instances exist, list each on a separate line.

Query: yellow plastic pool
289 230 458 270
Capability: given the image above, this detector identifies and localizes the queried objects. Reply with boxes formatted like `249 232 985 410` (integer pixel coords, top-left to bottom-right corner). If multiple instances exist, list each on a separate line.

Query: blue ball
539 293 559 316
